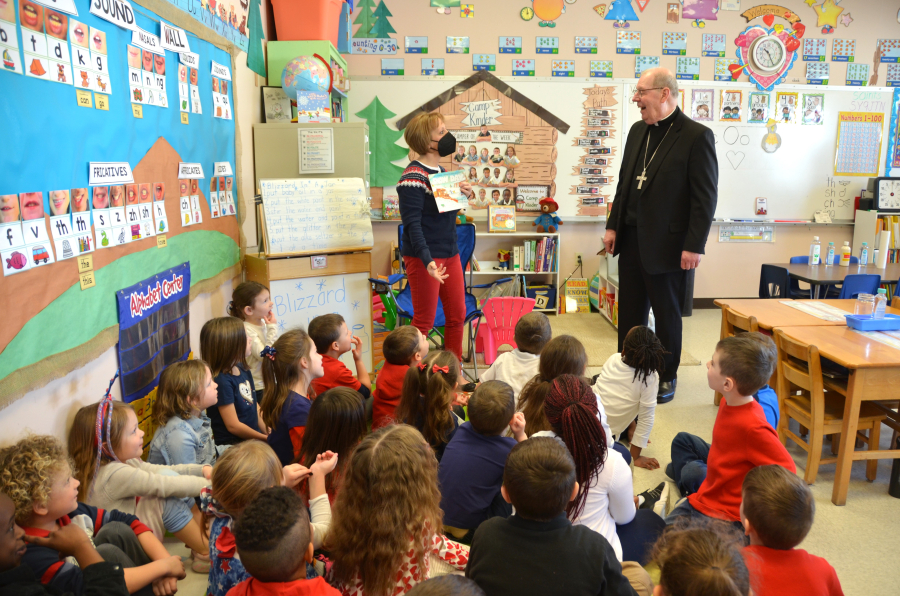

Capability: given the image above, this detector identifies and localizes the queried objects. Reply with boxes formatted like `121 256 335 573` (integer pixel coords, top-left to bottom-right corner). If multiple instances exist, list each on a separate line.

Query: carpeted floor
172 309 896 596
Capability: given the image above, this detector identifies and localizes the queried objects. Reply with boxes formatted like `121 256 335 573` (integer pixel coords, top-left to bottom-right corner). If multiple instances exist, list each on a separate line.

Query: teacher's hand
427 261 448 284
681 251 702 270
602 229 616 254
459 181 474 199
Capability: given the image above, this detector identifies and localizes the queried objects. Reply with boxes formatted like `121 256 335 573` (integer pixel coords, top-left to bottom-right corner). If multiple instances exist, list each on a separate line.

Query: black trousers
617 226 685 383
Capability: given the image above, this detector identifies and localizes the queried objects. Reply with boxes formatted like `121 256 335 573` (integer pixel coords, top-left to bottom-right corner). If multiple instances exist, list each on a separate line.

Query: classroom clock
749 36 786 74
870 177 900 212
520 6 534 21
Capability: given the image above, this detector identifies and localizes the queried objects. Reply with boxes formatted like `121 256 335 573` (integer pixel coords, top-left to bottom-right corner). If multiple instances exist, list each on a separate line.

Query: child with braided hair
533 375 665 565
592 325 667 470
396 351 464 462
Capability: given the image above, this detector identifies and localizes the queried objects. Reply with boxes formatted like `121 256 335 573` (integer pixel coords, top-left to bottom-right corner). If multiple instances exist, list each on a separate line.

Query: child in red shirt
228 486 340 596
667 333 795 525
372 326 429 429
741 465 844 596
309 314 371 401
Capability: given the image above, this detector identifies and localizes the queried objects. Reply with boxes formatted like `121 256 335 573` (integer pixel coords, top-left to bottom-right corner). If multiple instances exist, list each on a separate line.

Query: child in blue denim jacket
149 360 220 468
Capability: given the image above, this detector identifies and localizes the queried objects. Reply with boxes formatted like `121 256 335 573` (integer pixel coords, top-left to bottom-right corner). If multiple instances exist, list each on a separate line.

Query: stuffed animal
533 197 563 233
495 249 510 270
456 201 474 224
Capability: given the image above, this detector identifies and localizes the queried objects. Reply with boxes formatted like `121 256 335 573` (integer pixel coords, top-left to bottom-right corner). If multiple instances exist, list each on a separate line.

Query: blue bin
844 313 900 331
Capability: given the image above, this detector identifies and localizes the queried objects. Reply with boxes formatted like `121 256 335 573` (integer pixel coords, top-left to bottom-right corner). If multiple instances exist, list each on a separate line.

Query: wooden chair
714 308 760 406
773 329 886 485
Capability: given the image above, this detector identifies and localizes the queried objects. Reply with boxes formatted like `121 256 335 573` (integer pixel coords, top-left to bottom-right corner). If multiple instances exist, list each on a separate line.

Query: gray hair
651 69 679 97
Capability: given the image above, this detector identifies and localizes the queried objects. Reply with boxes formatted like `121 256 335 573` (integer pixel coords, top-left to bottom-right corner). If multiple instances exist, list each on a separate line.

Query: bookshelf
471 231 560 313
596 253 620 328
852 210 900 264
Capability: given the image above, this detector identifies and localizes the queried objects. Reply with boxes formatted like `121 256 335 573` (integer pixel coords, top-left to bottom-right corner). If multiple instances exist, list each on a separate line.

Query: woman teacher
397 112 474 361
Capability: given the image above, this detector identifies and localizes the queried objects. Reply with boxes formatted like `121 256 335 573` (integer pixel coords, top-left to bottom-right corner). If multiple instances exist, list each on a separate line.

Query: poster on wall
570 84 618 216
834 112 883 177
173 0 250 52
116 262 191 444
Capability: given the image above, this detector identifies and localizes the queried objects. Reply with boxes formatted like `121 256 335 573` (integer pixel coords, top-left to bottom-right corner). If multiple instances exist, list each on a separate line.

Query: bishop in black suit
603 68 718 403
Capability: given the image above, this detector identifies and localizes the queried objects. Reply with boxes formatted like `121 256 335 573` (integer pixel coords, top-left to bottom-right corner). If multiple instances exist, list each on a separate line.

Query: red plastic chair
475 297 536 365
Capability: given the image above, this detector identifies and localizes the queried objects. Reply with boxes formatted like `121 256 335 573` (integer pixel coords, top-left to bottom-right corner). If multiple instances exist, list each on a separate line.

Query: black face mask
434 132 457 157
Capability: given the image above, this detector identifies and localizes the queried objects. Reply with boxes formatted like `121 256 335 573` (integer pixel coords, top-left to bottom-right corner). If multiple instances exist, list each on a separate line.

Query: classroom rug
466 312 701 367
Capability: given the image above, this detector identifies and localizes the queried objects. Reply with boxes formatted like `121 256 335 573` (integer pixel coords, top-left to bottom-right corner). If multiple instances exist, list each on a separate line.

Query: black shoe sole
657 392 675 404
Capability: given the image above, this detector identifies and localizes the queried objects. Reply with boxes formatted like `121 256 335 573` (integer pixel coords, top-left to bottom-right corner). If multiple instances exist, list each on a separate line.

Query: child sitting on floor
309 314 371 402
228 487 340 596
396 351 464 462
372 326 429 430
68 399 210 560
651 519 750 596
261 328 325 466
327 425 469 596
478 312 551 399
741 465 844 596
229 281 279 403
592 325 667 470
666 333 796 526
0 435 184 596
464 437 639 596
438 381 527 544
0 491 131 596
204 441 337 596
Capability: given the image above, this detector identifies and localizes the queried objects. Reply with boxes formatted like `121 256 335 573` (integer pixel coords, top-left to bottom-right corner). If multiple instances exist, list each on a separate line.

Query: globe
281 55 332 96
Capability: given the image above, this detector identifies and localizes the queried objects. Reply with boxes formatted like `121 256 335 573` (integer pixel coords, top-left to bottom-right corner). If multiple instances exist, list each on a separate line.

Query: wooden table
767 263 900 299
713 299 900 331
775 326 900 505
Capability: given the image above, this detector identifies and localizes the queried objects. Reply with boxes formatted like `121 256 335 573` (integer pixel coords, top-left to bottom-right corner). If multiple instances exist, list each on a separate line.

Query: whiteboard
259 178 374 256
350 77 894 221
269 272 373 372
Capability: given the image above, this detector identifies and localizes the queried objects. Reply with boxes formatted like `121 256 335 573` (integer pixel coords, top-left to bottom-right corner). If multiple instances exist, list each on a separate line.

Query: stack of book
876 215 900 263
511 237 557 272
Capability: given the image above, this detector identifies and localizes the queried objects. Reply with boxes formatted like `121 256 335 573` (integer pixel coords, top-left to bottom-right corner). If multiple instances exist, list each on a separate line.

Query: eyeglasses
633 87 664 98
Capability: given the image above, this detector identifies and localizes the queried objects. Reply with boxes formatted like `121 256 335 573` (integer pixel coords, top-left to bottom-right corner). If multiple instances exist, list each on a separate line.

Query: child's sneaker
637 482 669 518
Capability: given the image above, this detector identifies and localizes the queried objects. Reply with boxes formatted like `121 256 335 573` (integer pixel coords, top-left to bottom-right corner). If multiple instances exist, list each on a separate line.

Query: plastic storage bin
272 0 342 47
525 284 556 309
844 313 900 331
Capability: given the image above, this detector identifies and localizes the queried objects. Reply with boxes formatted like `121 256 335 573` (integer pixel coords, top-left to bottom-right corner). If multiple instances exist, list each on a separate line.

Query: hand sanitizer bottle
809 236 821 265
839 241 852 266
824 242 835 267
860 242 869 266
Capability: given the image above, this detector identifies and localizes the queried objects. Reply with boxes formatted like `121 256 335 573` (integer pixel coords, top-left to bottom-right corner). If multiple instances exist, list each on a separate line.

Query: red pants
403 255 466 361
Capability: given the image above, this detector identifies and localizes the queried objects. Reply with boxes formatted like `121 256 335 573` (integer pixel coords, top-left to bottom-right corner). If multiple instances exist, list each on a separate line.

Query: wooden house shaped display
395 71 569 214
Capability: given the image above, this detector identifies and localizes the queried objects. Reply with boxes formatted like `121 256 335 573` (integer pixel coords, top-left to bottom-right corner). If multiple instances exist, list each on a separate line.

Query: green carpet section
0 231 239 379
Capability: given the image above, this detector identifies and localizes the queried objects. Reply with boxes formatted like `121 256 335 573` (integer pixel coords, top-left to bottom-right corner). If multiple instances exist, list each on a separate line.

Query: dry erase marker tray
845 314 900 331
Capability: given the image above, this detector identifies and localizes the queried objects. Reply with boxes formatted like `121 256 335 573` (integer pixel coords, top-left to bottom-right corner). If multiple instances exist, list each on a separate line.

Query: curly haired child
68 399 210 564
396 351 464 462
0 435 184 596
592 325 667 470
229 281 278 403
327 425 469 596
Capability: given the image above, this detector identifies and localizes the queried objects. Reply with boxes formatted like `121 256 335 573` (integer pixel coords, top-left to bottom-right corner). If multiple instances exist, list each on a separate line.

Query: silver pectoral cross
636 169 648 189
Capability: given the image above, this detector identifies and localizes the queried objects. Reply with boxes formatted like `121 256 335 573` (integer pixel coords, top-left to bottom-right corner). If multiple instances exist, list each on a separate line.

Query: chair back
789 256 809 264
774 329 824 397
759 265 791 299
837 274 882 299
481 297 535 348
790 254 858 265
723 307 759 337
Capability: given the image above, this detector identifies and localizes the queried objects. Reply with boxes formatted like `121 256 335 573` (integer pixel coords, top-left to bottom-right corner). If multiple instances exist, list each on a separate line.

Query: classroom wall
348 0 888 299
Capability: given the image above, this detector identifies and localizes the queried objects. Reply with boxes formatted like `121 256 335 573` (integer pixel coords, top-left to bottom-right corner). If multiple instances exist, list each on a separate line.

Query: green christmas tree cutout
353 0 377 38
370 1 396 39
355 97 408 187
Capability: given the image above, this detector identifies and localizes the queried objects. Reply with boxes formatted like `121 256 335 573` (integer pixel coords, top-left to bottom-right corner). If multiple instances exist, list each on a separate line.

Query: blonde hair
152 360 209 425
211 441 283 518
396 351 459 450
328 425 444 596
69 400 135 501
261 328 316 430
404 112 444 156
0 435 72 524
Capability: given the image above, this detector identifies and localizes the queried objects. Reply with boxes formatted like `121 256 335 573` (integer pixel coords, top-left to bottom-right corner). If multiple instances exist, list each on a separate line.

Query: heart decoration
785 36 801 52
728 63 746 79
735 33 750 47
763 13 775 26
737 25 798 91
792 23 806 38
773 24 784 34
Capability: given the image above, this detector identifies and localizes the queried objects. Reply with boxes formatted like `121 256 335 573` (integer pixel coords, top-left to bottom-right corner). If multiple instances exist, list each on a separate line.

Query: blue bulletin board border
886 88 900 174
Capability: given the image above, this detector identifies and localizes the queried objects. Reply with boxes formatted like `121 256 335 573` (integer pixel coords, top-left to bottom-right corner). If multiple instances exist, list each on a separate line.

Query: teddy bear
533 197 563 233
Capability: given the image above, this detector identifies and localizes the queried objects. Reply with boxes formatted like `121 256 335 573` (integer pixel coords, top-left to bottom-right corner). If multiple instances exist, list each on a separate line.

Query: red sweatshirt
688 399 796 521
744 545 844 596
311 355 361 396
372 361 409 430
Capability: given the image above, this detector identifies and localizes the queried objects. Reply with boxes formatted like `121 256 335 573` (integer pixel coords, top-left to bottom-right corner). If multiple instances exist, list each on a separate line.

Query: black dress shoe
657 379 676 404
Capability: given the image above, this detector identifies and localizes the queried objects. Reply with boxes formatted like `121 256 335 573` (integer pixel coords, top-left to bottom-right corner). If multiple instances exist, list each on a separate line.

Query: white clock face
751 36 786 73
879 180 900 209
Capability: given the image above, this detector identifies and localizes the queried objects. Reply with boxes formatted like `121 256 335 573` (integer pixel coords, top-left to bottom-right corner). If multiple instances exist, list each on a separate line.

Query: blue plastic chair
837 274 882 299
758 265 791 299
789 255 859 265
789 255 859 298
369 224 511 380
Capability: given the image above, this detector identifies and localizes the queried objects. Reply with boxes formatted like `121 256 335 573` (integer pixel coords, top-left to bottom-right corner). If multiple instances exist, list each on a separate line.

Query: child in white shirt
479 312 551 398
592 325 666 470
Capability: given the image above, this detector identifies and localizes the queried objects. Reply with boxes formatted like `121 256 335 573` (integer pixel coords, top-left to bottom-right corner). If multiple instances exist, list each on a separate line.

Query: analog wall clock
734 25 801 91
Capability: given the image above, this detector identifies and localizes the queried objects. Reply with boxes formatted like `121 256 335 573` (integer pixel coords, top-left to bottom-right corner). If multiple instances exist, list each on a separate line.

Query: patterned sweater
397 161 459 266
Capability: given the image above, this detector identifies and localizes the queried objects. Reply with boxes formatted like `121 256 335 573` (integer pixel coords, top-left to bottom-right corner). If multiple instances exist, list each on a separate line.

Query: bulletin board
0 0 243 408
